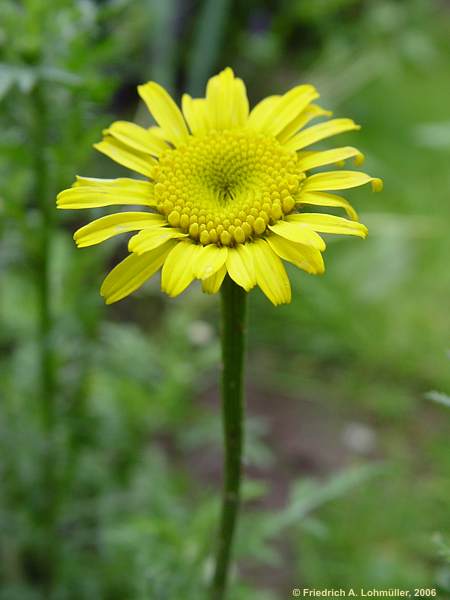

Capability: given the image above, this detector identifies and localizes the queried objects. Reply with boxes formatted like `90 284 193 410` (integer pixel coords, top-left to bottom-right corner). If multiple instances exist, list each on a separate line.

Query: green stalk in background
32 80 57 592
186 0 231 97
149 0 177 93
33 83 55 441
210 277 247 600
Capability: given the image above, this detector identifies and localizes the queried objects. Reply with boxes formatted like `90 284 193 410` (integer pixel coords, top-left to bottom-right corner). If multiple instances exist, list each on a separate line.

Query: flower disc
154 130 300 246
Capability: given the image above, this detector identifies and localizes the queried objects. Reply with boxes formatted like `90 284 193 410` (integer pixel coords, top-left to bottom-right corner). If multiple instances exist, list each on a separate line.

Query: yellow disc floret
153 130 301 246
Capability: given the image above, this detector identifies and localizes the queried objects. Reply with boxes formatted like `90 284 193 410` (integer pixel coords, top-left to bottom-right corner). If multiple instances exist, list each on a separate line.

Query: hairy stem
210 276 247 600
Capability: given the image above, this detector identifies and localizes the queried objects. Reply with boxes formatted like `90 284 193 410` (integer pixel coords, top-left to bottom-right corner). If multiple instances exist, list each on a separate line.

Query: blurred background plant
0 0 449 598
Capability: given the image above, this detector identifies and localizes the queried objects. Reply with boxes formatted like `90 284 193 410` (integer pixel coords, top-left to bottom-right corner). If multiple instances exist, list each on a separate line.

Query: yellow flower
57 68 382 305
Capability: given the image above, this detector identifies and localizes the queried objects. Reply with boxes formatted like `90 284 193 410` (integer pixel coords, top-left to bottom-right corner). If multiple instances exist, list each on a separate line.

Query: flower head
57 68 382 305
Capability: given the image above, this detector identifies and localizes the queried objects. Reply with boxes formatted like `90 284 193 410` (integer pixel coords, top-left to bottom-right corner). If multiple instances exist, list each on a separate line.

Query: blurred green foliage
0 0 449 598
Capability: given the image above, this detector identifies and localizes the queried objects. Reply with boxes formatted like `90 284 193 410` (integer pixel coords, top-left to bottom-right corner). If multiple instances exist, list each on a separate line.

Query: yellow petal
296 191 358 220
268 221 326 250
161 241 201 297
301 170 383 192
128 228 187 254
74 212 165 247
278 104 332 144
192 245 228 280
266 85 319 137
205 68 233 130
57 177 156 209
226 244 256 291
297 146 364 171
191 73 249 132
249 239 291 305
100 241 175 304
247 95 280 130
284 118 361 152
267 234 324 274
288 213 368 238
249 86 319 136
232 78 249 127
73 176 152 189
182 94 209 135
138 81 189 146
94 137 156 177
202 264 227 294
104 121 169 156
148 126 168 141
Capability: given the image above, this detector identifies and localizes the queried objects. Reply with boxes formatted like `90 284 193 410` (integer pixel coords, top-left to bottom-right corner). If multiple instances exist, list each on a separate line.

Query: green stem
210 277 247 600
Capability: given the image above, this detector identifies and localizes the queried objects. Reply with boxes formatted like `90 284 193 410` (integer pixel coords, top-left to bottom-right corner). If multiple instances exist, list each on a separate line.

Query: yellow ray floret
93 137 156 177
57 67 382 305
249 239 291 306
192 245 228 280
128 228 187 254
301 170 383 193
138 82 189 146
57 177 156 209
204 67 249 130
100 241 175 304
267 235 324 275
297 146 364 171
202 264 228 294
74 212 166 247
104 121 169 156
269 221 326 250
226 245 256 291
287 213 368 237
284 118 361 152
161 241 200 297
296 191 359 221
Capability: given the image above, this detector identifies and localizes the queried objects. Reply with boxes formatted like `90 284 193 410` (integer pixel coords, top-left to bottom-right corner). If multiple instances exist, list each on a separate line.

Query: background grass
0 0 449 598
